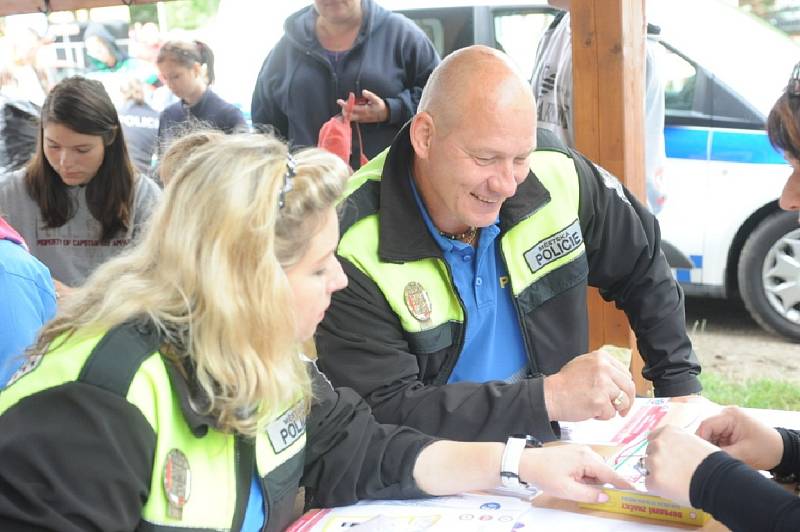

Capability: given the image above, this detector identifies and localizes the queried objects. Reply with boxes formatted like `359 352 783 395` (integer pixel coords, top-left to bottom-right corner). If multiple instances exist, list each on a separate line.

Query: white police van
381 0 800 341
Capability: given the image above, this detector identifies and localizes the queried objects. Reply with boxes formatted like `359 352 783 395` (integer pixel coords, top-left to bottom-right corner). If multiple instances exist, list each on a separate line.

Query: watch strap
500 434 542 489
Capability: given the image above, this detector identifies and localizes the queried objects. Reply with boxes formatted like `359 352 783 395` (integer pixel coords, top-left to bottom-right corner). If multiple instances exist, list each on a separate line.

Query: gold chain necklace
439 226 478 246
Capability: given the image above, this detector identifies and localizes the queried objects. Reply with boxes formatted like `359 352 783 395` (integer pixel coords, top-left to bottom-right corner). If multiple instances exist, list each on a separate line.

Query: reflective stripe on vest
338 149 585 344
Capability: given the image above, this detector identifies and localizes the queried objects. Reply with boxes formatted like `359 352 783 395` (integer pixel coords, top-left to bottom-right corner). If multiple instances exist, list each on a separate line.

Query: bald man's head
409 46 538 236
417 45 535 135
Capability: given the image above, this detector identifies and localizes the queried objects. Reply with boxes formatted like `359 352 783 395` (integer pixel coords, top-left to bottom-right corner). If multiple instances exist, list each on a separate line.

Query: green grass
700 371 800 410
600 344 800 410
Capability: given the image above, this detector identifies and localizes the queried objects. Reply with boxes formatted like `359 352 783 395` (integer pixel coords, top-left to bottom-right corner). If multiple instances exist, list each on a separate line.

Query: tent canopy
1 0 163 18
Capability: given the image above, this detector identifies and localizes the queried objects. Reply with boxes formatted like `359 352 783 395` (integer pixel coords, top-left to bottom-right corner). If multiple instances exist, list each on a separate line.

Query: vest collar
377 123 552 262
163 355 218 437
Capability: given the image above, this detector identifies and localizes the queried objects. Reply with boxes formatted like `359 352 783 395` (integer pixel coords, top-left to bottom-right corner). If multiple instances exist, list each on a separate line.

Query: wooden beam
0 0 163 17
570 0 653 396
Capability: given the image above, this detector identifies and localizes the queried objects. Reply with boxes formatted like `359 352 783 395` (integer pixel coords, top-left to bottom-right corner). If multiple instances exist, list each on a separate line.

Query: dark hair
24 76 135 243
767 62 800 163
157 40 215 85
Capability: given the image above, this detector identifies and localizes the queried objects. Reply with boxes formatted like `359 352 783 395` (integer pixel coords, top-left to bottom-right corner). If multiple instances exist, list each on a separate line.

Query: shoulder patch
4 353 44 388
265 402 306 454
595 163 630 205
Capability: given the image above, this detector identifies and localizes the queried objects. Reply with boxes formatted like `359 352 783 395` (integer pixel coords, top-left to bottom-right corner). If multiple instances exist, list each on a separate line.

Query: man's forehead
451 127 535 153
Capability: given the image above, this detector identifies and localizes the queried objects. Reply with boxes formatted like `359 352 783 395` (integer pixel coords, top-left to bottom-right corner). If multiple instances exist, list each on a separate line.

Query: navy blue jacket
250 0 439 169
158 88 245 149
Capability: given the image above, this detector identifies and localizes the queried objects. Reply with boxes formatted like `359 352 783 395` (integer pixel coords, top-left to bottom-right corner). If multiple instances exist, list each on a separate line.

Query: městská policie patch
524 219 584 274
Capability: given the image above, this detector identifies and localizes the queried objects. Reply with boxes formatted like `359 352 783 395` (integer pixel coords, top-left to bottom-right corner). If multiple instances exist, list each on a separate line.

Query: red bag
318 92 368 168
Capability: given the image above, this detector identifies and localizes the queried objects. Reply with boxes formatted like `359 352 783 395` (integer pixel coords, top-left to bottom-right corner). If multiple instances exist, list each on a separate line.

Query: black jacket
691 429 800 531
0 323 435 531
316 126 702 443
158 88 245 146
250 0 439 169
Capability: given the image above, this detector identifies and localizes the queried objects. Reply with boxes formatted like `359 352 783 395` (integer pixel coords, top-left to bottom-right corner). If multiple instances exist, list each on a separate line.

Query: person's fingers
617 404 633 417
361 89 381 103
611 388 633 417
604 365 635 415
560 455 633 502
597 349 629 374
604 357 634 386
648 425 667 442
562 482 611 504
696 414 734 443
608 375 635 414
354 109 376 123
594 402 617 420
584 460 634 491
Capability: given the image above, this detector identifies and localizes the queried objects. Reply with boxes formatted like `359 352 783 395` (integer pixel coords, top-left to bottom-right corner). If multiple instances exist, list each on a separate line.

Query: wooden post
569 0 653 396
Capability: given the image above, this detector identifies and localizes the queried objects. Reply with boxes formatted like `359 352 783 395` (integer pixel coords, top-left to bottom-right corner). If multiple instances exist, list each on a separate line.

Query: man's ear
410 112 435 159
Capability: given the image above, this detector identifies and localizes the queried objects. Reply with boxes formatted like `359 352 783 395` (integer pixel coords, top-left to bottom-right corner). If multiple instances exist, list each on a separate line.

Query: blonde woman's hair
31 133 349 436
159 128 224 186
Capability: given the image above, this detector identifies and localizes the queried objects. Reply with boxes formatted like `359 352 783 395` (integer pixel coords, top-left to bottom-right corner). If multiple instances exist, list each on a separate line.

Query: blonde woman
157 128 223 186
0 133 629 531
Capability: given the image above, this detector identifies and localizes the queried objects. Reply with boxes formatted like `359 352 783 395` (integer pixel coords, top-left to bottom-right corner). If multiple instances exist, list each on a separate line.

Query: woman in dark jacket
156 40 245 153
251 0 439 169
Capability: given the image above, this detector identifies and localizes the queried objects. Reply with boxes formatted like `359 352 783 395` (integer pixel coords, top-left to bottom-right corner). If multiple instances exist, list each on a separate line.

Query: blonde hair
32 133 349 436
159 128 224 186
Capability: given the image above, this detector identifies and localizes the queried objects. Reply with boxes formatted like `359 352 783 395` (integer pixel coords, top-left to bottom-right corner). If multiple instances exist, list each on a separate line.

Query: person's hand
53 278 73 302
519 444 632 503
543 350 636 421
645 425 719 506
696 406 783 471
337 89 388 123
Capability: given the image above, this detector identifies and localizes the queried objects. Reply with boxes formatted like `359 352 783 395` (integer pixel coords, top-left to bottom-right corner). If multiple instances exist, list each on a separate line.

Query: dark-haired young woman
156 40 245 151
0 76 161 292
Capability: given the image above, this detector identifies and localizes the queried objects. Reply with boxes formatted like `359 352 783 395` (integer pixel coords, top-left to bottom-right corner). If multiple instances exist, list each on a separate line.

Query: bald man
316 46 701 444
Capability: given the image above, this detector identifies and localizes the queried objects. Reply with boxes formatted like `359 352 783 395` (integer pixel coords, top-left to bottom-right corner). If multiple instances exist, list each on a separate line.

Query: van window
412 17 446 55
400 7 475 58
649 0 799 116
662 46 697 113
493 9 555 76
659 42 762 128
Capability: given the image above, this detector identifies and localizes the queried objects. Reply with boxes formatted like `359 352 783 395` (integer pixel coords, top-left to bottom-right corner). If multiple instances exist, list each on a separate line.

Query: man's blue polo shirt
408 176 528 384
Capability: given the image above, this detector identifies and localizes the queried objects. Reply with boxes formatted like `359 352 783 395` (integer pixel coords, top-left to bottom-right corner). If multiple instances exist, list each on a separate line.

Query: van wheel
738 211 800 342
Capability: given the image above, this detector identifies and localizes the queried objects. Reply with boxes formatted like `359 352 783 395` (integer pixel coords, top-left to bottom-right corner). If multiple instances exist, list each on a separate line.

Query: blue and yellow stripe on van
665 126 786 164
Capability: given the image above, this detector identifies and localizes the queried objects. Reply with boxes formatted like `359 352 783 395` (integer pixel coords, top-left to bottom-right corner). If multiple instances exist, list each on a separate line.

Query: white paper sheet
287 493 533 532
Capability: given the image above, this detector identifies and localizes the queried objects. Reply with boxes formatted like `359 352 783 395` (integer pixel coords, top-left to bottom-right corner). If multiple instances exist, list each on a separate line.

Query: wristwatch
500 434 543 489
